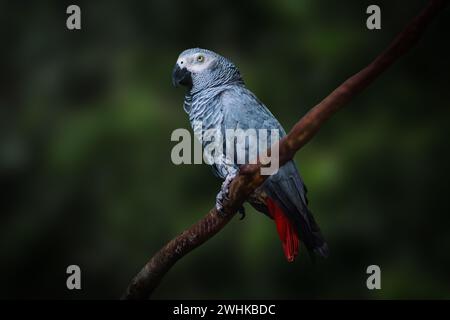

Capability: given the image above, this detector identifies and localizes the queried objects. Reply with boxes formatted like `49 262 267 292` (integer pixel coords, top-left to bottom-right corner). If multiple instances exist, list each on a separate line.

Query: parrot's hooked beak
172 64 192 88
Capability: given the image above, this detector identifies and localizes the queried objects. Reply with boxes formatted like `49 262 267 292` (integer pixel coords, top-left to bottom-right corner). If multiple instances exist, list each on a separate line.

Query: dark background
1 0 449 299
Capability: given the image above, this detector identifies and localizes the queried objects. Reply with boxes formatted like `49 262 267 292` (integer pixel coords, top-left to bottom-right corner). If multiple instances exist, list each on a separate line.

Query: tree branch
122 0 448 300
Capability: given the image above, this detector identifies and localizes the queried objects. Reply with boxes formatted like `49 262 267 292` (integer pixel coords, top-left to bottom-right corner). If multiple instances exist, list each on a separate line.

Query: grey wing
219 86 328 257
210 86 285 179
221 86 286 136
220 85 286 167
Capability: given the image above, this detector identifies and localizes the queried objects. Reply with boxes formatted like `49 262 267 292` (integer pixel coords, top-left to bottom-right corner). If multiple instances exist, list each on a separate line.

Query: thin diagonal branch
122 0 448 300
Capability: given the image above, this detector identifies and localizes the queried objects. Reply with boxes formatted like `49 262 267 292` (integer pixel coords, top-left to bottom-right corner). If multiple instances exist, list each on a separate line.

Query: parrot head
172 48 243 92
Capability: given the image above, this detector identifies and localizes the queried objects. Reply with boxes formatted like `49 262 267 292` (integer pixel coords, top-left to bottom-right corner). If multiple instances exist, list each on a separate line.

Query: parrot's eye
197 55 205 63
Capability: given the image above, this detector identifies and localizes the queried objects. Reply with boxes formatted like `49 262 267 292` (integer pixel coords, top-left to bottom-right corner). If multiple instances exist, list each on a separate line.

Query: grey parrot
172 48 328 261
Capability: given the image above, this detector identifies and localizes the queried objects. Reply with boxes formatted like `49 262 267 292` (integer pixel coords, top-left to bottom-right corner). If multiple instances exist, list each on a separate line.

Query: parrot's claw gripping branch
122 0 449 300
216 171 238 215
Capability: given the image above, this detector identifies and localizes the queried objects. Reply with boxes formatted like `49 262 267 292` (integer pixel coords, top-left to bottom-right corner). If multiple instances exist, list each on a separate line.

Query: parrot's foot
215 171 237 216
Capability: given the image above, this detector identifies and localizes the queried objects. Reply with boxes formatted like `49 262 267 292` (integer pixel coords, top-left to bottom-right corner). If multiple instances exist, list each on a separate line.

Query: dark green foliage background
1 0 449 299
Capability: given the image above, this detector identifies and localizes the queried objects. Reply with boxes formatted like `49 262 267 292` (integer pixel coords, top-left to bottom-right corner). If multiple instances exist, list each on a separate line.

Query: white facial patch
177 54 214 73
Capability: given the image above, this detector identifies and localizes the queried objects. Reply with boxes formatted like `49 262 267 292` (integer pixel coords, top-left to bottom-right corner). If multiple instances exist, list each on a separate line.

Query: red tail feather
266 197 299 262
